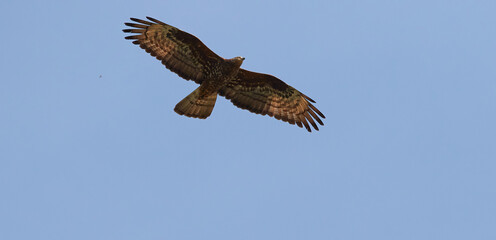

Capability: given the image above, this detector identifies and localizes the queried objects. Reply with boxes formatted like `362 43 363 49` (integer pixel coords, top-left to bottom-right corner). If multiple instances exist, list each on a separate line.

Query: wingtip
319 111 326 119
302 93 316 103
146 16 166 25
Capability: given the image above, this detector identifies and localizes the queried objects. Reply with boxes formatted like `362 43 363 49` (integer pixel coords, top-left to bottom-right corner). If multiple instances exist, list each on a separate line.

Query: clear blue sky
1 0 495 239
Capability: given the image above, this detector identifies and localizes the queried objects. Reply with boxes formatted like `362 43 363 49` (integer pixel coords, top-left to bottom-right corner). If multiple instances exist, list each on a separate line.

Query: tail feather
174 87 217 119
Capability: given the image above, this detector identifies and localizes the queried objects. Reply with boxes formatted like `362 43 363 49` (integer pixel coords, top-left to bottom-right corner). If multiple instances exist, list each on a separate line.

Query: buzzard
123 17 325 132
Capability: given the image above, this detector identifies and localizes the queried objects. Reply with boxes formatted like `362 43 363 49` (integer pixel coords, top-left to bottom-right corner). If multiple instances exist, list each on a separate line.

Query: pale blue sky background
1 0 495 239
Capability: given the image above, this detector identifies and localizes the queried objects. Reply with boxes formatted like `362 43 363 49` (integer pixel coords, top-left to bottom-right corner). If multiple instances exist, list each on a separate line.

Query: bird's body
174 57 244 118
123 17 325 132
199 57 244 97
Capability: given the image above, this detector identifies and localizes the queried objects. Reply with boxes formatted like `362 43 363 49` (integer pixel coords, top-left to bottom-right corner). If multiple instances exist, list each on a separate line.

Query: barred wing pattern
219 69 325 132
123 17 223 84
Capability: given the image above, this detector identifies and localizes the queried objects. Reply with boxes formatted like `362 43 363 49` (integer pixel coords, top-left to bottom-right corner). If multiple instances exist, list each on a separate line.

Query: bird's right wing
219 69 325 132
123 17 223 84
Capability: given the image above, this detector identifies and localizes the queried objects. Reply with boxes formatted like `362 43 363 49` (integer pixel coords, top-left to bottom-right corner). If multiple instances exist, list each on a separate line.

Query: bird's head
235 56 245 62
230 56 245 67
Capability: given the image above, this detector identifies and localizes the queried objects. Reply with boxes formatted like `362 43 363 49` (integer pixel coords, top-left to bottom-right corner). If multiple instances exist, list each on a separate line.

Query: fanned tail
174 86 217 119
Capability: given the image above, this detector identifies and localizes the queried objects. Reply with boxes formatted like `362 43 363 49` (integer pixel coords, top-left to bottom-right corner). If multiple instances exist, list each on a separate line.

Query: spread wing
123 17 223 84
219 69 325 132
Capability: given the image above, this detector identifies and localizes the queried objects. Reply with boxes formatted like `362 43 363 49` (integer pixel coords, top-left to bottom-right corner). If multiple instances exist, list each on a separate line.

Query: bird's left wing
219 69 325 132
123 17 223 84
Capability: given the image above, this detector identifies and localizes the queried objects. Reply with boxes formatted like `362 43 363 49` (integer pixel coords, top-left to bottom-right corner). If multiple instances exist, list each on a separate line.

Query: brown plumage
123 17 325 132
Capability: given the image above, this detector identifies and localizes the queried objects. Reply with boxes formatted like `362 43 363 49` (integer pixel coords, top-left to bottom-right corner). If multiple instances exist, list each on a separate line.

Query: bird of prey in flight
123 17 325 132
